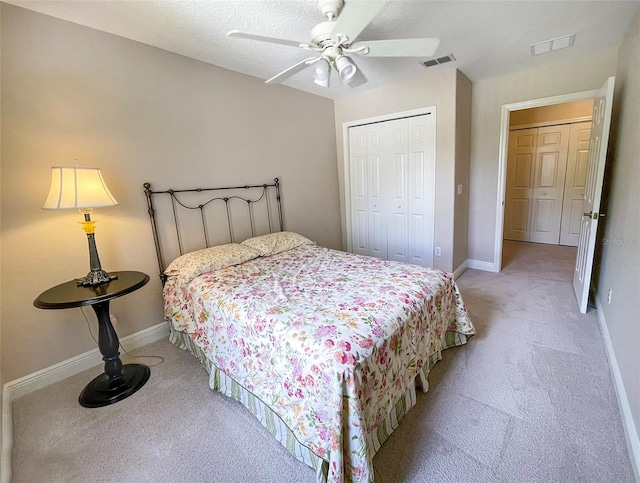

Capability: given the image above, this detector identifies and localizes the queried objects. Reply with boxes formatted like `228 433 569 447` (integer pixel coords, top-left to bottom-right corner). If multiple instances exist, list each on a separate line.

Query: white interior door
560 121 592 246
573 76 615 313
529 124 570 244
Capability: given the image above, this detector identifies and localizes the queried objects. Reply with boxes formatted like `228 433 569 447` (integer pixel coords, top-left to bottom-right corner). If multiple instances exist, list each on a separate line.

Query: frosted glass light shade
335 55 357 84
43 167 118 210
313 58 331 87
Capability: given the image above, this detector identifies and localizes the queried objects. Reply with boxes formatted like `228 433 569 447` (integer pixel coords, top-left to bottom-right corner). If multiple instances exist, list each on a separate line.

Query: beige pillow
164 243 260 283
240 231 312 257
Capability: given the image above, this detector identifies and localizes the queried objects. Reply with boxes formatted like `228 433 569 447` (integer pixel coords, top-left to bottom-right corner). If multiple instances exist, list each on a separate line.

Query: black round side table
34 271 151 408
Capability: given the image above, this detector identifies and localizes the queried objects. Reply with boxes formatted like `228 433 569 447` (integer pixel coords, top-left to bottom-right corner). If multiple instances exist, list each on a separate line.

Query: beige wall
453 70 471 271
509 99 593 128
334 68 460 273
596 7 640 471
468 50 619 264
0 4 340 382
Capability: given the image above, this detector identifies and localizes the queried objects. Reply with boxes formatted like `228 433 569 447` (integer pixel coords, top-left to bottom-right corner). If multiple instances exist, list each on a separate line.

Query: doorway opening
503 99 594 254
493 88 599 273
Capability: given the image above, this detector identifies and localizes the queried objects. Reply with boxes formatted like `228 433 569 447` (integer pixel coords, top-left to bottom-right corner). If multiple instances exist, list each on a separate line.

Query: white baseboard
453 260 468 280
0 321 169 483
595 297 640 482
466 259 499 273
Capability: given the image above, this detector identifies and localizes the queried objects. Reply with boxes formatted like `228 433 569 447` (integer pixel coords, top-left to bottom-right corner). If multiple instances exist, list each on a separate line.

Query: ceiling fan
227 0 439 88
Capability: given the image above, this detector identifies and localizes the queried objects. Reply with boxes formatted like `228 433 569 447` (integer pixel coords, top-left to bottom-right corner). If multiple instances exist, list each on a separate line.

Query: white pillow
240 231 312 257
164 243 260 283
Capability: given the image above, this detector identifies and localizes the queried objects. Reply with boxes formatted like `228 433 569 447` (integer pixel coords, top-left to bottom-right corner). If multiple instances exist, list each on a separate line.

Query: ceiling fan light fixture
335 55 357 83
314 58 331 87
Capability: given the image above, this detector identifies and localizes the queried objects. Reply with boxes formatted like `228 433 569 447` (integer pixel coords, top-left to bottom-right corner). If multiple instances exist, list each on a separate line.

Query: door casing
494 89 599 272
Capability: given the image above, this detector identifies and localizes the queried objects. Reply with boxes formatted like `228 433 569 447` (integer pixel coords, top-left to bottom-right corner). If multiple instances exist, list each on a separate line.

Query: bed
144 179 475 483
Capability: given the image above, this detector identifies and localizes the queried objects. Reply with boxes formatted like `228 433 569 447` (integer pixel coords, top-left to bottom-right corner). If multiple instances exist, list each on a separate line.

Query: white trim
494 89 599 274
1 388 11 483
467 259 499 273
0 322 169 483
595 297 640 482
453 260 468 280
342 106 436 256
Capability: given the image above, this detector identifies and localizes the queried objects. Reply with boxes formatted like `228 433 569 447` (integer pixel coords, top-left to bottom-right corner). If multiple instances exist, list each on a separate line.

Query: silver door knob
583 211 593 218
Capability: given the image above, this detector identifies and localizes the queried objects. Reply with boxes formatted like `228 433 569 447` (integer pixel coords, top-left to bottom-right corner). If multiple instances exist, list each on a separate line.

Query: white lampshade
43 166 118 210
313 58 331 87
335 55 357 84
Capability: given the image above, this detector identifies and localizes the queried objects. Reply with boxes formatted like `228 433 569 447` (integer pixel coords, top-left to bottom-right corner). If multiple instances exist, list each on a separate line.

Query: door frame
342 106 436 253
494 90 598 272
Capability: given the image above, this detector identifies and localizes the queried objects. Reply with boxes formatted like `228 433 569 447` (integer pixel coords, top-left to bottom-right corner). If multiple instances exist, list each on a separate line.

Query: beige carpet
11 241 635 482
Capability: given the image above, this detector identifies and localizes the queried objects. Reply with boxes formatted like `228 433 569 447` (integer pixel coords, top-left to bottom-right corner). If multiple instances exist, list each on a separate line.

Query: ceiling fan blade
351 38 440 57
227 30 305 49
265 57 320 84
330 0 388 44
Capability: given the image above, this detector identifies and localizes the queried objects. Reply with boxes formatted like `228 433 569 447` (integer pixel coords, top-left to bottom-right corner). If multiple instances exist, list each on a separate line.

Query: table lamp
43 166 118 287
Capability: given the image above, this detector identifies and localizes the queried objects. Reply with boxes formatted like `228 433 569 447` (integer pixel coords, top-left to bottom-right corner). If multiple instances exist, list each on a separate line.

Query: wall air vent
422 54 456 68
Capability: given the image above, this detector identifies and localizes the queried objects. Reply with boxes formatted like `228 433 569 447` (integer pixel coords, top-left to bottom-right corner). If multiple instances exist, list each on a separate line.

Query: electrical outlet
607 288 612 304
435 246 442 256
110 313 117 326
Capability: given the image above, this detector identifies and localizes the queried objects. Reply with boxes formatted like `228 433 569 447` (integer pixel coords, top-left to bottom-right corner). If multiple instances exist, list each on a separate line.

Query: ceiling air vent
530 34 575 56
422 54 456 68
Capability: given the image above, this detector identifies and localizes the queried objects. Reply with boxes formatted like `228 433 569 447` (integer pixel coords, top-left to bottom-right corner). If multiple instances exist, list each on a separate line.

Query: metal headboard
144 178 283 283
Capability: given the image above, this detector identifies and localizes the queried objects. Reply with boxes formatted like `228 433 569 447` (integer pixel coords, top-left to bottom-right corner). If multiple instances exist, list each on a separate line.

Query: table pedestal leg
79 301 150 408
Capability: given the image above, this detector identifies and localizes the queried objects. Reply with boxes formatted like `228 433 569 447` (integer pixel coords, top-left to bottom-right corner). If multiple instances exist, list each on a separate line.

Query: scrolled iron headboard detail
144 178 283 283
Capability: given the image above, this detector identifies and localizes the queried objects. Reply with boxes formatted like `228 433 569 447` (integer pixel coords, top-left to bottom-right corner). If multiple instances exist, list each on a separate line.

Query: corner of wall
0 3 5 478
452 70 472 270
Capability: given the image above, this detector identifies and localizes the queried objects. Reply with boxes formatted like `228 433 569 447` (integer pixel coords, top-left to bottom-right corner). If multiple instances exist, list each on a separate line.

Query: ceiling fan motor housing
310 21 336 47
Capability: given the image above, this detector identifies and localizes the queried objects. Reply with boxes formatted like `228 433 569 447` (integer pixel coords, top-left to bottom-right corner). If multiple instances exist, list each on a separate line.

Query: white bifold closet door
348 114 435 268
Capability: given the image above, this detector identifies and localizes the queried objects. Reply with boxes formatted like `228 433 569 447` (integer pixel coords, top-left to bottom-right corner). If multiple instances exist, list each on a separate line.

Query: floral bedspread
164 244 475 482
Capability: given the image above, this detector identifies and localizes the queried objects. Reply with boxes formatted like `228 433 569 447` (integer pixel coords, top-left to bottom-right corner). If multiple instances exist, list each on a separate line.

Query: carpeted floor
11 241 635 482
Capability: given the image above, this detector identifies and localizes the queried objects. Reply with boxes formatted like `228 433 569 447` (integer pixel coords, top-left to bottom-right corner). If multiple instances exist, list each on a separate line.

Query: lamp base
76 269 118 287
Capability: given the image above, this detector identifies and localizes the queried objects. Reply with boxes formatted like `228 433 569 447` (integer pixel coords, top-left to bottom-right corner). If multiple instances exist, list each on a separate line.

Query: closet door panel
367 122 392 259
407 115 435 266
348 113 434 267
529 124 569 244
386 119 410 263
349 126 370 256
504 129 536 241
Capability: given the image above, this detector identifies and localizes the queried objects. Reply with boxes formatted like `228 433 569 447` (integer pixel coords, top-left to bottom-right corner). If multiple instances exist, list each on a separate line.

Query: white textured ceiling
6 0 640 99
